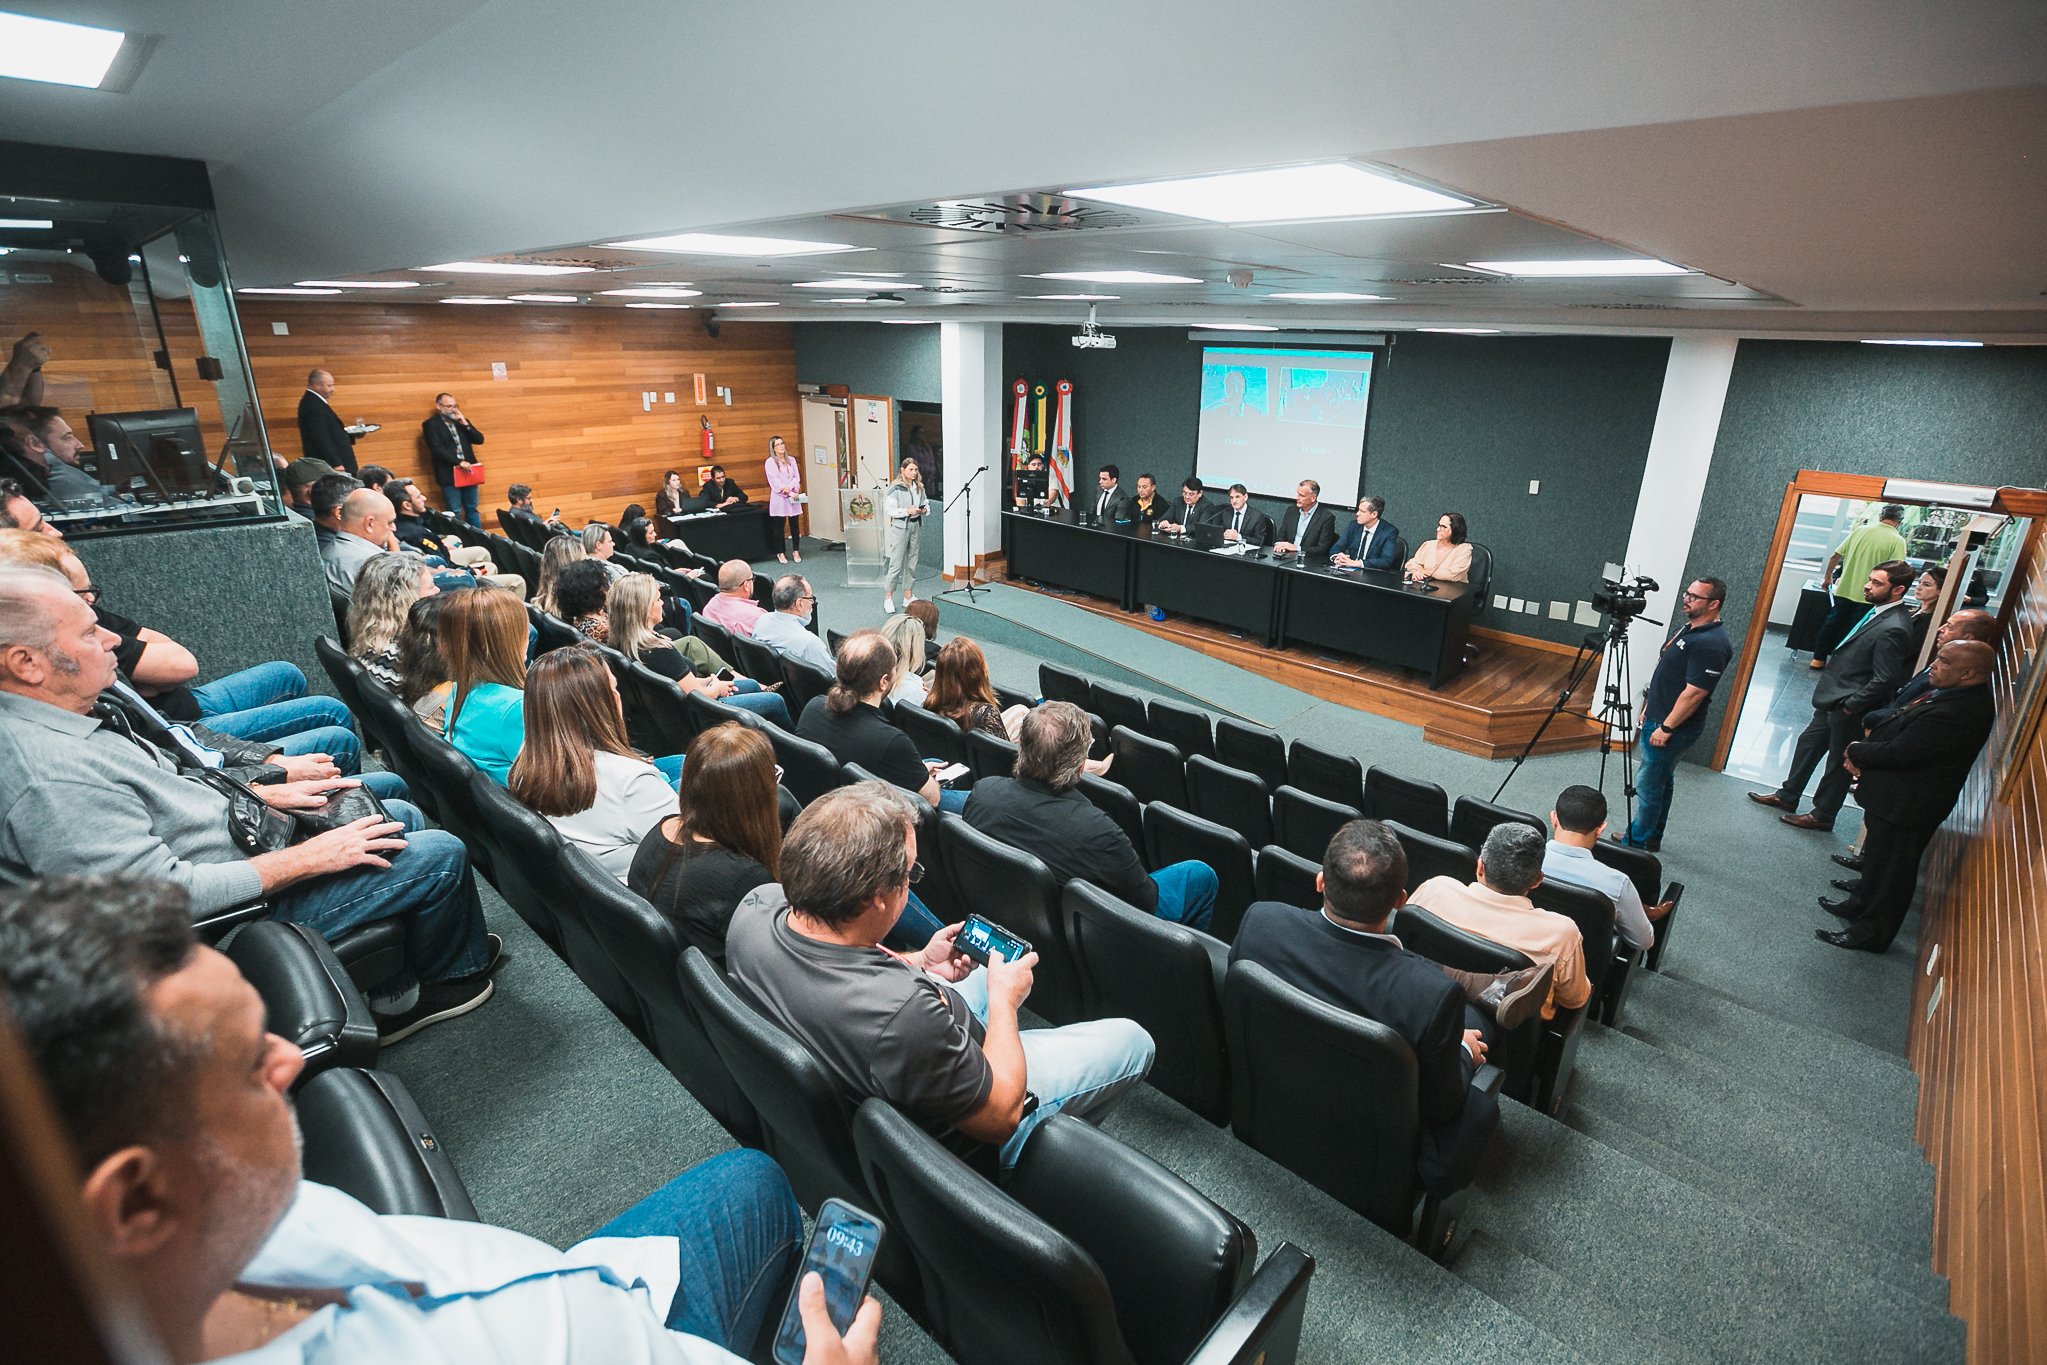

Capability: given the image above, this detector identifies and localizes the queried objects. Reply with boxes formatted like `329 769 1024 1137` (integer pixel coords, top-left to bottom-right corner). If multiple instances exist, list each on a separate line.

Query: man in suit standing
422 392 485 528
1331 494 1401 571
1230 820 1548 1196
1750 559 1916 832
1218 482 1275 547
1087 464 1133 526
1273 479 1338 559
1155 476 1220 534
1816 639 1996 952
296 369 359 474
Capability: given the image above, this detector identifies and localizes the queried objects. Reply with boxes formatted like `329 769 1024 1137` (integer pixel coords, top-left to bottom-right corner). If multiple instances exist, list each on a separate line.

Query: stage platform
942 576 1606 758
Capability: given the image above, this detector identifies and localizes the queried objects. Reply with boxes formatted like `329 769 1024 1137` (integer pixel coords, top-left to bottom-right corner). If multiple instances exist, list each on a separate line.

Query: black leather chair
1592 838 1685 977
1286 739 1365 810
993 683 1036 714
328 586 353 646
964 728 1018 785
1143 803 1255 944
1078 773 1148 869
683 687 767 736
840 762 966 925
897 699 970 768
780 655 835 719
1062 881 1230 1125
692 615 735 665
1529 879 1616 999
729 632 787 690
825 628 847 655
223 921 380 1087
354 677 440 820
526 603 583 656
1253 846 1321 910
296 1068 479 1220
621 658 700 756
1111 726 1188 809
937 813 1082 1024
1384 819 1478 894
851 1100 1313 1365
411 727 499 885
1390 906 1545 1109
1270 785 1361 863
1448 794 1545 852
1586 840 1666 1022
1223 960 1484 1261
1214 718 1288 793
1363 766 1450 838
1644 879 1684 974
1147 698 1215 761
1185 754 1274 850
763 723 843 808
1038 661 1093 710
313 635 365 719
1089 681 1151 738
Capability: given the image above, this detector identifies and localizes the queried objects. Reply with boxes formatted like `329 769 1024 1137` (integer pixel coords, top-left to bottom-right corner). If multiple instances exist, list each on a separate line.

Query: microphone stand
940 465 991 602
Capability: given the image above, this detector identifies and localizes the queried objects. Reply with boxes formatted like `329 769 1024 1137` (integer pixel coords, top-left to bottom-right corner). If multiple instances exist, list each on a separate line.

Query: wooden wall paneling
0 257 185 422
234 301 802 532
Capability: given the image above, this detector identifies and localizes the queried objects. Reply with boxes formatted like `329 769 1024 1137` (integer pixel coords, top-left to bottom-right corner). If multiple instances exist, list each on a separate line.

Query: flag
1050 379 1074 504
1010 378 1030 457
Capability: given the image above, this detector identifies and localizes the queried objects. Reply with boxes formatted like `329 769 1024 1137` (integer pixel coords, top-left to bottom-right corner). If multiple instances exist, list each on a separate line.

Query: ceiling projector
1072 303 1116 349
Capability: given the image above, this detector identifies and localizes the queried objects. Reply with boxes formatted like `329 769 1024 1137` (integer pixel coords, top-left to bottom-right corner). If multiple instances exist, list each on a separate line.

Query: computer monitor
86 408 210 503
1013 468 1048 502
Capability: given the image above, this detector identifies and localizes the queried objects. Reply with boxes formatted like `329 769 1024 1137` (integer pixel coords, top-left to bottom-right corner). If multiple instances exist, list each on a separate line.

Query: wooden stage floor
1023 583 1609 759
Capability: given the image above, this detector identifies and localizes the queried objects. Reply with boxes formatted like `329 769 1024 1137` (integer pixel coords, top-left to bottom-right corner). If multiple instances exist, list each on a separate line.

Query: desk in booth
1002 510 1481 688
663 506 781 564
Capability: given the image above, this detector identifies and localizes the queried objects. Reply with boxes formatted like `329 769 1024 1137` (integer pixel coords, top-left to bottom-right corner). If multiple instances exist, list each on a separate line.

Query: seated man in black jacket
1230 819 1547 1196
963 700 1218 929
386 478 522 591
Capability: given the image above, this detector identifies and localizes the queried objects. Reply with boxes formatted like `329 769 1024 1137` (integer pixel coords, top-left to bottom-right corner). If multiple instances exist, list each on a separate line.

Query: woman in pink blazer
764 434 804 563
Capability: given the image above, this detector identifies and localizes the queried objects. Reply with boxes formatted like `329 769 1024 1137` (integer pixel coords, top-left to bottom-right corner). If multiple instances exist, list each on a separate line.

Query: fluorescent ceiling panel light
1026 293 1119 301
881 319 936 325
792 279 922 290
0 11 126 88
1029 270 1202 285
601 287 703 298
827 298 869 304
717 301 779 308
415 261 595 276
441 296 516 304
1861 338 1983 347
295 280 419 289
1199 323 1280 331
0 217 55 229
238 287 341 296
1066 162 1472 222
1265 291 1388 301
1419 327 1501 334
1460 259 1687 277
627 302 692 309
509 294 579 303
607 232 861 256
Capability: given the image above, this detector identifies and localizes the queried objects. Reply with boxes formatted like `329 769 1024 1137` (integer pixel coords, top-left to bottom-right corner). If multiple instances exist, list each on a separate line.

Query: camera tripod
1493 609 1657 824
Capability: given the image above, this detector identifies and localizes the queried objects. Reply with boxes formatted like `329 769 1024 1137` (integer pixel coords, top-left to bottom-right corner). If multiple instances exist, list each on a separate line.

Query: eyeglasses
907 860 925 885
73 583 98 602
1679 589 1716 603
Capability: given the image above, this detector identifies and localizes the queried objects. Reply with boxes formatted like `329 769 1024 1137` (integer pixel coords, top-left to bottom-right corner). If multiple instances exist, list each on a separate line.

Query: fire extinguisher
699 414 715 462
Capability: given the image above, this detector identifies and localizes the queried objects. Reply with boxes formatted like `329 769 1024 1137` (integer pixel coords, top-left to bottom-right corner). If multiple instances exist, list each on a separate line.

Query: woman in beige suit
1405 511 1473 583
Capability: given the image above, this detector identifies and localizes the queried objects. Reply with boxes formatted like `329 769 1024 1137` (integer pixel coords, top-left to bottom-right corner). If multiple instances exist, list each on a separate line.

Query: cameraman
1617 577 1730 851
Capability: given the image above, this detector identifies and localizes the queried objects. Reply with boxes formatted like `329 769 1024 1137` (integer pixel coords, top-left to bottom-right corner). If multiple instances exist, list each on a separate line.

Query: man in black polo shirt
1619 576 1733 851
797 629 949 808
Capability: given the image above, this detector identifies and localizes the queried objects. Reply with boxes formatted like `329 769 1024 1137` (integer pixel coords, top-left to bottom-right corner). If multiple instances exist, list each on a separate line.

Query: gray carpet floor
377 536 1957 1364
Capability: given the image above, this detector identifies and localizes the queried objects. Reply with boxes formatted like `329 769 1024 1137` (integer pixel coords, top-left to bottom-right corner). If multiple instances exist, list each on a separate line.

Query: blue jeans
1150 860 1218 932
724 690 792 728
272 725 361 776
194 662 358 749
439 481 482 529
268 798 489 994
881 889 945 953
953 969 1155 1168
937 787 970 813
1626 726 1700 846
587 1149 804 1351
656 754 685 788
356 772 410 802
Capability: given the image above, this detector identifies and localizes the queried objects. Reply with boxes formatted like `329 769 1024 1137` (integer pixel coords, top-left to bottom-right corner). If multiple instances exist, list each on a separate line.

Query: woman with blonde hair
878 612 928 706
585 571 792 726
510 644 678 879
628 722 783 963
532 535 587 615
442 584 530 783
347 551 435 687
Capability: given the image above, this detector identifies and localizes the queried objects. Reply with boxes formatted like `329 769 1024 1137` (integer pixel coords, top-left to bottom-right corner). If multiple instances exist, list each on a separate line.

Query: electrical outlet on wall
1509 597 1526 613
271 322 289 335
1574 601 1600 626
1522 600 1539 615
1549 600 1570 619
1528 479 1540 495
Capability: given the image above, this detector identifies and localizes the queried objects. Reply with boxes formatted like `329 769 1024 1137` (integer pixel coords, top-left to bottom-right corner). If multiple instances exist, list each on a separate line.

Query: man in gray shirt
750 574 835 673
321 487 396 598
724 782 1153 1168
0 564 498 1042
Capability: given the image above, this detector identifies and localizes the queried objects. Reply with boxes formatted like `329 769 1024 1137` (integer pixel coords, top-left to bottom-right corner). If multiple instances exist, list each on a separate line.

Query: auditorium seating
938 812 1084 1024
1214 718 1288 793
1148 698 1216 760
1142 803 1256 943
1391 906 1550 1109
1186 754 1274 850
761 723 843 807
897 698 971 768
1252 845 1322 911
1112 725 1189 809
965 728 1018 785
729 632 786 690
1039 661 1094 711
223 921 381 1085
682 687 765 735
1286 738 1366 810
1364 765 1451 838
527 602 581 655
1089 680 1152 738
1271 785 1361 863
1449 793 1546 851
1078 772 1149 862
691 615 735 663
1385 819 1480 893
779 654 835 717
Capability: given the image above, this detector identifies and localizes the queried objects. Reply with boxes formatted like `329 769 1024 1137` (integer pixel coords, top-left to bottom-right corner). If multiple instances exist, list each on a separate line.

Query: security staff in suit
1331 494 1402 571
1750 559 1916 831
295 368 359 474
1273 479 1339 559
1862 608 1997 731
1087 464 1133 526
1156 476 1221 534
1218 483 1276 547
1816 640 1996 952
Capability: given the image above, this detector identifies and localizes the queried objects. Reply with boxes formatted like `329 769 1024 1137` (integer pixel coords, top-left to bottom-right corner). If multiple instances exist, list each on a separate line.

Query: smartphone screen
771 1199 884 1365
956 915 1032 967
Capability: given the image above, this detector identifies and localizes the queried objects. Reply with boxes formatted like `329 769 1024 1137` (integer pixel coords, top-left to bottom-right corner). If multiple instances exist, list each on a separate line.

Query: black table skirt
665 506 783 563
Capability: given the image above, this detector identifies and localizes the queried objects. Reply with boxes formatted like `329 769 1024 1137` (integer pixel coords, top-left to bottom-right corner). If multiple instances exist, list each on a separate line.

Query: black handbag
198 770 391 856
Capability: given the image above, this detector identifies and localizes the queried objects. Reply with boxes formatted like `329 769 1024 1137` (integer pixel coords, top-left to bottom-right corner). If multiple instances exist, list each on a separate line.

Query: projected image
1201 365 1267 417
1279 368 1368 428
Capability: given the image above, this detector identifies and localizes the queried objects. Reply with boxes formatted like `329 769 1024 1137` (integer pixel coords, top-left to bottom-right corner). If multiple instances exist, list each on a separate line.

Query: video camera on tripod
1593 573 1660 623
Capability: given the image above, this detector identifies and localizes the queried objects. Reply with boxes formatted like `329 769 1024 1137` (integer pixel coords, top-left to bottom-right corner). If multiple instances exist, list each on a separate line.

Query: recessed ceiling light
793 280 923 290
0 217 55 229
509 294 580 303
1026 293 1120 301
415 261 595 276
627 302 692 309
294 280 421 289
1199 323 1280 332
1459 259 1687 277
881 319 936 325
1861 338 1984 347
238 287 342 296
1029 271 1203 285
607 232 862 256
601 287 703 298
1265 291 1389 301
1418 327 1502 335
717 301 780 308
441 296 517 305
834 271 905 276
1066 163 1473 223
827 298 869 304
0 12 127 89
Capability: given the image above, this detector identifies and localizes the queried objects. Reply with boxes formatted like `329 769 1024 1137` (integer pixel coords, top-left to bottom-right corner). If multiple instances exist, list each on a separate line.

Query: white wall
940 323 1003 579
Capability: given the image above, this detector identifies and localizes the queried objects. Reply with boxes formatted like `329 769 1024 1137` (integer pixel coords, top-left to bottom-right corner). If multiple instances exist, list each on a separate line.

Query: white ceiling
2 0 2043 338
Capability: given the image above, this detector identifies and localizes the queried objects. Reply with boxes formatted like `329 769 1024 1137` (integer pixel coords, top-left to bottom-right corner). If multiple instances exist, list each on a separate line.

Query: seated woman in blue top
441 583 530 783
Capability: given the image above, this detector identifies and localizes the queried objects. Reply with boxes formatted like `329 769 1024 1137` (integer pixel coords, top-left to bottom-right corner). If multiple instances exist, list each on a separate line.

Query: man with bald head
320 487 396 597
297 367 360 474
699 558 768 637
1863 608 1997 731
1815 638 1997 953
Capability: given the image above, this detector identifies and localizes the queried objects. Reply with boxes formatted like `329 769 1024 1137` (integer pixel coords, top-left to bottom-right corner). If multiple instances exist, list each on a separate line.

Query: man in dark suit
1750 559 1915 831
1156 475 1222 535
1331 494 1402 571
1861 608 1996 731
295 369 358 474
421 391 485 528
1218 482 1275 547
1817 640 1996 952
1086 464 1133 526
1229 819 1548 1196
1273 479 1338 559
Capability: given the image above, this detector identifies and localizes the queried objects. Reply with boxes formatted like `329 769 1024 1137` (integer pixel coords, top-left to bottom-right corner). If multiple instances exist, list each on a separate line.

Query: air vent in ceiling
846 194 1145 235
1387 276 1506 286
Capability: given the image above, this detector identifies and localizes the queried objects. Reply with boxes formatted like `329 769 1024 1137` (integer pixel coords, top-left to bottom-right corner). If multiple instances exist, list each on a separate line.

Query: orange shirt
1407 875 1591 1019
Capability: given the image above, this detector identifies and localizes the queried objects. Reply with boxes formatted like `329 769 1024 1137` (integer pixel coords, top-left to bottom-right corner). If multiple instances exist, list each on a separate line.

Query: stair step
1618 968 1921 1152
1101 1085 1589 1365
1452 1229 1690 1365
1469 1101 1965 1364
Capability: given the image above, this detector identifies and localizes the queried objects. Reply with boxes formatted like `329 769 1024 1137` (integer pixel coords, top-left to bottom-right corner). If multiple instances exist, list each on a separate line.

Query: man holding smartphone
726 783 1155 1168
